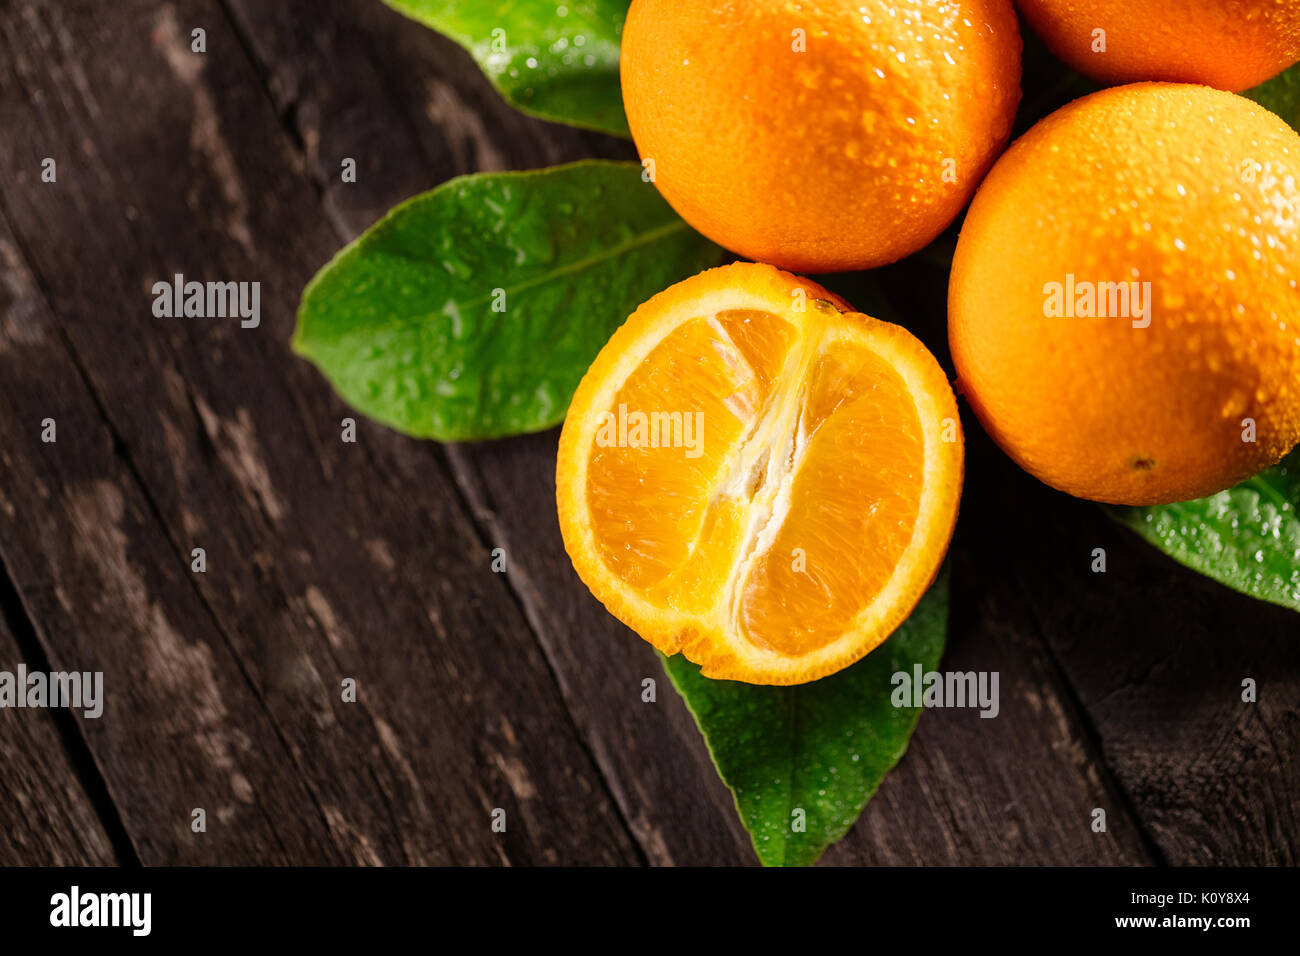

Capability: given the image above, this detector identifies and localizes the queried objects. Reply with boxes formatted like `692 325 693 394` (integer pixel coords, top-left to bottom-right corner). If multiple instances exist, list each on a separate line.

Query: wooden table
0 0 1294 866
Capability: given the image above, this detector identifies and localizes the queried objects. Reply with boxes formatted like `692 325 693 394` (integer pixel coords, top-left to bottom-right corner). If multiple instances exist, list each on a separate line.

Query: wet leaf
661 568 948 867
382 0 630 137
293 161 726 440
1110 447 1300 613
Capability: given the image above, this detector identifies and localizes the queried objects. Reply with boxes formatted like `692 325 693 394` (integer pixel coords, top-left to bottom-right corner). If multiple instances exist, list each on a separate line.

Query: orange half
557 263 962 684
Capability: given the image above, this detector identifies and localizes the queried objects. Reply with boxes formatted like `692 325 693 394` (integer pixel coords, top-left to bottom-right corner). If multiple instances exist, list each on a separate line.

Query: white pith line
706 311 824 638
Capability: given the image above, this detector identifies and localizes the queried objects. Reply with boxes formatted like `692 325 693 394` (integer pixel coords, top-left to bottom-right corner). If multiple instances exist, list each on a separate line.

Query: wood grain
983 444 1300 865
0 0 638 865
0 568 118 865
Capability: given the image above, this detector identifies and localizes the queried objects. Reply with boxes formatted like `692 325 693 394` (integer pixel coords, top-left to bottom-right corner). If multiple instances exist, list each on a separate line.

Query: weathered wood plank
0 200 338 864
218 0 1163 864
0 0 640 864
0 571 118 865
979 440 1300 865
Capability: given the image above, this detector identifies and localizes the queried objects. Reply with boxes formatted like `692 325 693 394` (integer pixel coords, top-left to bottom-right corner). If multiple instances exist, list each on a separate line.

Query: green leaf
382 0 630 137
662 568 949 867
293 160 726 441
1110 447 1300 613
1243 62 1300 132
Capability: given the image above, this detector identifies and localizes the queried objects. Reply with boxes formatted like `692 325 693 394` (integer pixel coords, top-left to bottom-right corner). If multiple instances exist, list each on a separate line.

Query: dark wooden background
0 0 1295 866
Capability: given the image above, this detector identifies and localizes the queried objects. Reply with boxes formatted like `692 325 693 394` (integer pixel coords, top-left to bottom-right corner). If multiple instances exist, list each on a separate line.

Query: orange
619 0 1022 273
557 263 963 685
1017 0 1300 92
949 83 1300 506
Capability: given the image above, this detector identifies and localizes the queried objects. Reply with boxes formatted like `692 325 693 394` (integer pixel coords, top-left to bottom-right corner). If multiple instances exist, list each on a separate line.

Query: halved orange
557 263 962 685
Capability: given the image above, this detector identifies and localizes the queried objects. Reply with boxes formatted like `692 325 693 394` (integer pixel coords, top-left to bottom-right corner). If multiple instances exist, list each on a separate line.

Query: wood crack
436 444 652 865
1009 572 1168 865
0 541 140 865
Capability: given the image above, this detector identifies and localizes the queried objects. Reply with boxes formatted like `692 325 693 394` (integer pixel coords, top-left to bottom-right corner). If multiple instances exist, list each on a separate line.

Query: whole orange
949 83 1300 506
620 0 1022 273
1017 0 1300 92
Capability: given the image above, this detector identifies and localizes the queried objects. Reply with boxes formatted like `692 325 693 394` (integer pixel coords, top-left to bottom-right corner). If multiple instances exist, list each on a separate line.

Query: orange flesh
584 308 925 658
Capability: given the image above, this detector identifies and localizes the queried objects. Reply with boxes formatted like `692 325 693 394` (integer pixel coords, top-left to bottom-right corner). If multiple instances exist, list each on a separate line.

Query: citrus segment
739 347 926 657
586 314 772 587
558 263 962 685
